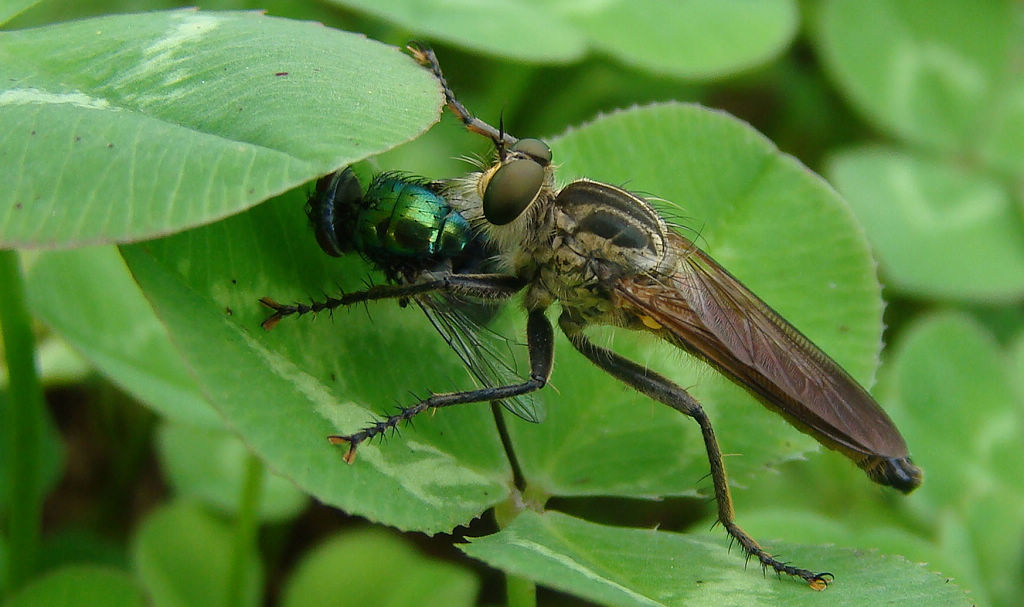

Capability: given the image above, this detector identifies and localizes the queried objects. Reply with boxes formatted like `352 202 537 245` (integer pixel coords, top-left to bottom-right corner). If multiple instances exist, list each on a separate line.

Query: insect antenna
497 111 508 160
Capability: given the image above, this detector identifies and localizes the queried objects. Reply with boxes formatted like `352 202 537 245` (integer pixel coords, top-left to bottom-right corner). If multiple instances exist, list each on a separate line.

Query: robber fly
260 167 541 446
263 43 922 588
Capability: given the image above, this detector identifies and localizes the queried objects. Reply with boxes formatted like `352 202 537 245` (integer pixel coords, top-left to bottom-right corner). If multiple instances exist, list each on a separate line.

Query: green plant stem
493 494 536 607
0 250 45 594
225 450 264 607
506 575 537 607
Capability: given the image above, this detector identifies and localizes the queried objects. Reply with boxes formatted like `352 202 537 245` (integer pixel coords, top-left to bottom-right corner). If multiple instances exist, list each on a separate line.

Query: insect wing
614 233 910 465
414 294 544 424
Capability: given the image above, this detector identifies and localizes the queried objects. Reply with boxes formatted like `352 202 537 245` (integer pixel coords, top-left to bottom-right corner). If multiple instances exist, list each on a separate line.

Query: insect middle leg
328 309 554 463
259 273 526 330
559 314 833 589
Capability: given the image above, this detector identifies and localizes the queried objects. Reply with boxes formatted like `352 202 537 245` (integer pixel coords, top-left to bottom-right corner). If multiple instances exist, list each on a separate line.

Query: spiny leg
407 42 518 151
259 273 525 330
559 314 833 590
329 309 554 463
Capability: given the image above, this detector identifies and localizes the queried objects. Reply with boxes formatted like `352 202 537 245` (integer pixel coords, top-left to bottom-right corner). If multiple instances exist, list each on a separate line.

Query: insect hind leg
558 314 833 590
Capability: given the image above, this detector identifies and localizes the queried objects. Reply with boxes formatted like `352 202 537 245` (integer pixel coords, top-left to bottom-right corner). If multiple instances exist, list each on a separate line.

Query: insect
264 43 922 588
260 166 542 451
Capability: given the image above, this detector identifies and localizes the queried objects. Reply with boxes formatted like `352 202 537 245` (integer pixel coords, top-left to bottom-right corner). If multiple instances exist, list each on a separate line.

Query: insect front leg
258 273 526 330
558 313 833 590
407 42 517 150
329 309 555 463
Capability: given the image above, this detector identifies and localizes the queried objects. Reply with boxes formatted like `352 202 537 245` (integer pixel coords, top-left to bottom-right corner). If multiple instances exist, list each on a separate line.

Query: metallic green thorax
355 176 471 260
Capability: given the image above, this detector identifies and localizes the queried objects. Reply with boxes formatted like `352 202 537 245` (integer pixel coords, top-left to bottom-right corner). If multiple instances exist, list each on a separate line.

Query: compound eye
482 158 545 226
510 138 552 166
308 168 362 256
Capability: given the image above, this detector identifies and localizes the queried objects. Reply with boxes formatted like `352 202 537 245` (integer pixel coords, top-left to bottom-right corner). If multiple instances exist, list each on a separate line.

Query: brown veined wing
613 232 921 492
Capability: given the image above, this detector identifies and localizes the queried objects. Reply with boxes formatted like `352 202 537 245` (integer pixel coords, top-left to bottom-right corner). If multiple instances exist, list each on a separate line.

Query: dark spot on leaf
30 130 36 135
75 136 81 142
225 307 233 315
231 279 237 285
15 203 22 210
275 71 288 77
107 143 114 148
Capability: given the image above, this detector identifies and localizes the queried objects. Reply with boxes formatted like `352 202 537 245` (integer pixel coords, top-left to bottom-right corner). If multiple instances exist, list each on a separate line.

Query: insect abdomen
356 176 472 260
